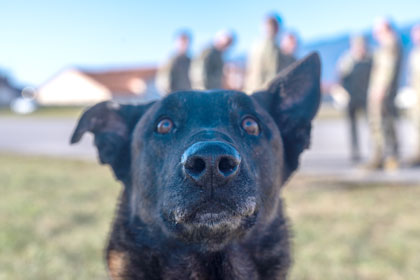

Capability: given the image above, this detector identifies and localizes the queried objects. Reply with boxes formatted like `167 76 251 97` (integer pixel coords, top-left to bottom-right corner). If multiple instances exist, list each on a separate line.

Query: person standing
280 32 298 68
190 31 235 90
366 18 402 170
244 14 291 93
408 24 420 166
156 31 192 95
337 35 372 162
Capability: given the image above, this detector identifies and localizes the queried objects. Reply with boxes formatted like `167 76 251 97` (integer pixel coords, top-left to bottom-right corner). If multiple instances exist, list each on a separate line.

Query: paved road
1 116 419 183
0 117 95 160
300 118 420 183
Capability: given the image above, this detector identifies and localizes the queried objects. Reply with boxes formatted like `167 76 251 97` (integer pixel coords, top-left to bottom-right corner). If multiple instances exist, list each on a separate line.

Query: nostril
218 156 239 176
185 157 206 175
182 141 242 184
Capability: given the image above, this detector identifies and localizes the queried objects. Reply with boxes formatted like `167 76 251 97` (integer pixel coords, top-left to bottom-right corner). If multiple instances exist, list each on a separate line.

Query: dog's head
71 53 320 250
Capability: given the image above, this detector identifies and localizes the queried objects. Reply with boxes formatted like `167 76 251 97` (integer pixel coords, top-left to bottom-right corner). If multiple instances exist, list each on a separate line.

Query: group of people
338 19 420 170
155 30 234 93
156 14 420 171
155 14 298 95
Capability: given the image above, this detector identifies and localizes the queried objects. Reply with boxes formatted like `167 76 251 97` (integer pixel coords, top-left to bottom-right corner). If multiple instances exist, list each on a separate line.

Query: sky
1 0 419 86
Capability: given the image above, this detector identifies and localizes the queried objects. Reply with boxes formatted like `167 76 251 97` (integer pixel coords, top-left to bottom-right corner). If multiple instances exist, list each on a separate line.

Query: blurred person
337 35 372 162
365 18 402 170
280 32 298 66
408 23 420 166
156 31 192 95
244 13 291 93
190 30 235 90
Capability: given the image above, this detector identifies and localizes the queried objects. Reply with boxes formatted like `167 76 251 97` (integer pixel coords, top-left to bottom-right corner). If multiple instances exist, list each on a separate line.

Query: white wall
36 69 111 106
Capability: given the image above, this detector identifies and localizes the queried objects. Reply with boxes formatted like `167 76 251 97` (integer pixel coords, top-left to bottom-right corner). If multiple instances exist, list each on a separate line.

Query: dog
70 52 321 279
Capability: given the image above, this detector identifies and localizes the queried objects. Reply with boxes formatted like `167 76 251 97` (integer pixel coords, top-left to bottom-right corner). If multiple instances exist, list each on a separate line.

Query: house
36 66 158 106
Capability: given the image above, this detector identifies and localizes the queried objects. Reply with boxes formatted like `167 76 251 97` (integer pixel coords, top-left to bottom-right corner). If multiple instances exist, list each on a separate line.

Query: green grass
1 154 420 279
285 177 420 280
0 154 119 280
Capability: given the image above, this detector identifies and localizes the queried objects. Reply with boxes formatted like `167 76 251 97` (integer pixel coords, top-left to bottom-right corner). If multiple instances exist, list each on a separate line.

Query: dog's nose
181 141 241 186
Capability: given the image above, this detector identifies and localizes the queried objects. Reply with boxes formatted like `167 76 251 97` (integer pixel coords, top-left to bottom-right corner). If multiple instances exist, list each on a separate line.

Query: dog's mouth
187 203 237 230
171 197 257 232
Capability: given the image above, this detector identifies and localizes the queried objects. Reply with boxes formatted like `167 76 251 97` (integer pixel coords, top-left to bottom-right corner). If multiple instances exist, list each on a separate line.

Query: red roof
83 67 157 96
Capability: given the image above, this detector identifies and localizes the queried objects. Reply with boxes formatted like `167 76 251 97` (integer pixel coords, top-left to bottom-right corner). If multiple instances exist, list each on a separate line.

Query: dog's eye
241 117 260 136
156 118 173 134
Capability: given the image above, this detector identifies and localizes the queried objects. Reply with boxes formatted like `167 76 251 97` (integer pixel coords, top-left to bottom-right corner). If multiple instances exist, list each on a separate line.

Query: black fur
71 53 321 279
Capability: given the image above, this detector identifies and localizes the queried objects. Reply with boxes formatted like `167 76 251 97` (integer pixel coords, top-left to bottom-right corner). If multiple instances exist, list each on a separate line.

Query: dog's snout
182 141 241 186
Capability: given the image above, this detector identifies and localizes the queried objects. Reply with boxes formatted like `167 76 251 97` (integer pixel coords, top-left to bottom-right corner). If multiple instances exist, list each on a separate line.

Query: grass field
1 154 420 280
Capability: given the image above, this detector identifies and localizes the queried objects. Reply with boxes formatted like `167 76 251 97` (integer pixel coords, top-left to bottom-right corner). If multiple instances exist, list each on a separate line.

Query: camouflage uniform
367 36 402 165
281 54 297 70
156 53 191 95
409 46 420 157
244 39 295 93
190 46 224 90
338 51 372 160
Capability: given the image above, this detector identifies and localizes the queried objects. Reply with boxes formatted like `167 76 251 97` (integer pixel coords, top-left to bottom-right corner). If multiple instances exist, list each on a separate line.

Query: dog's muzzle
181 141 241 187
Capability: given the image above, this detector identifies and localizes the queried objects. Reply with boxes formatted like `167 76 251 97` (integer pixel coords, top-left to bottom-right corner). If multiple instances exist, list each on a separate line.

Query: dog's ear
252 52 321 180
70 101 154 182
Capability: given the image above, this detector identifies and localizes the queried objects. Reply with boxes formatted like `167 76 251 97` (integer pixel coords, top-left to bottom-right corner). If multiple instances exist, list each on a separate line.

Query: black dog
71 53 321 279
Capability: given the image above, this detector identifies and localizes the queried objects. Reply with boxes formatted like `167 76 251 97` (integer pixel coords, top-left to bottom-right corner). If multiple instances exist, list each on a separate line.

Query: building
36 66 158 106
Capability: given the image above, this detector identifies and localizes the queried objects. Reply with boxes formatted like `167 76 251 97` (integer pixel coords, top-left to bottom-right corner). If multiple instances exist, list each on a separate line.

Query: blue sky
1 0 419 86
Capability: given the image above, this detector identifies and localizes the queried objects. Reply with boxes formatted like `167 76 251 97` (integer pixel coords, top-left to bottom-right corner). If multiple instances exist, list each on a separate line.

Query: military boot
361 158 383 170
384 156 399 171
